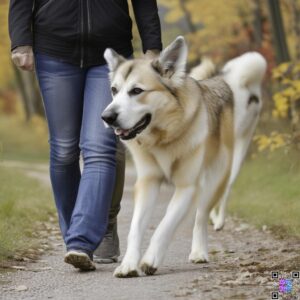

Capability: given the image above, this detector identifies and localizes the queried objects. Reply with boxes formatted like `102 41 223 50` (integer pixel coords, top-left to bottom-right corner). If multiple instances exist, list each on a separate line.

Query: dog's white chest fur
150 148 173 180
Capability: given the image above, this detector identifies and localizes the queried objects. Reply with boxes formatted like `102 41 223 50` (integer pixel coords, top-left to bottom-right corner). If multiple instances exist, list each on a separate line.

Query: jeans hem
66 246 94 256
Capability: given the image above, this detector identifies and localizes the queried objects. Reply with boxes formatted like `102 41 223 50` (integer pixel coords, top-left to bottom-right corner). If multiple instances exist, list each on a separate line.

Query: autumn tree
159 0 256 65
0 0 44 120
254 0 300 152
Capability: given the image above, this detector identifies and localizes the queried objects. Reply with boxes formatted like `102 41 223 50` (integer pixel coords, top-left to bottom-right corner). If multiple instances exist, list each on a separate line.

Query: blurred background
0 0 299 263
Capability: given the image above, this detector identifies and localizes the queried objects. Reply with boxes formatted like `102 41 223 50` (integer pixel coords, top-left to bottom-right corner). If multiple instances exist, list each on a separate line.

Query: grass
229 148 300 238
0 114 49 162
0 166 54 263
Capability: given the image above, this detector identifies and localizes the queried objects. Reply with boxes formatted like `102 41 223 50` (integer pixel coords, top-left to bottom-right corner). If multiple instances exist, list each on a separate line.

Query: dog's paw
210 210 225 231
113 263 140 278
188 251 209 264
213 218 225 231
140 248 161 276
209 209 218 225
140 262 157 276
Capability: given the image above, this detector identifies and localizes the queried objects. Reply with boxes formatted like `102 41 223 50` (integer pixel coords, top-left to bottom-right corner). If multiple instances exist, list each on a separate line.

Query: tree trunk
252 0 263 48
289 0 300 60
288 0 300 132
267 0 290 63
178 0 201 65
178 0 197 34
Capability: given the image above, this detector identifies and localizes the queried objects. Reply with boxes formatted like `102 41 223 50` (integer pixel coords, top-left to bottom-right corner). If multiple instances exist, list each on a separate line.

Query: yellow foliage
0 0 13 89
273 93 289 118
254 132 289 153
271 62 300 121
272 62 290 80
165 7 184 23
291 80 300 94
159 0 179 9
253 134 271 152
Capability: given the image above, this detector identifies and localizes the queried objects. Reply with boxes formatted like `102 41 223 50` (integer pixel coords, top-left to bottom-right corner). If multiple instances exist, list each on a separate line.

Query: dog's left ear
104 48 125 73
151 36 187 86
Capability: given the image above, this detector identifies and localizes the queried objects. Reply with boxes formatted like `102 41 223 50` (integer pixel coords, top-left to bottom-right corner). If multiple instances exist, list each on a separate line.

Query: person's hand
144 49 160 59
11 46 34 72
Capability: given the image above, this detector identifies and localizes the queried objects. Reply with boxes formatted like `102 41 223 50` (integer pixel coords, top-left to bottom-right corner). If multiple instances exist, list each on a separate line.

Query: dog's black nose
101 110 118 125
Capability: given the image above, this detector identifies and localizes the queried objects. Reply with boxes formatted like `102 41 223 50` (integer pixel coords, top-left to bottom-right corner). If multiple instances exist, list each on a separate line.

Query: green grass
229 149 300 238
0 166 54 263
0 115 49 162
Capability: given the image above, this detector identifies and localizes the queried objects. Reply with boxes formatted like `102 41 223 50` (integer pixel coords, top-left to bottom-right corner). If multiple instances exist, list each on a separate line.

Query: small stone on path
15 285 28 291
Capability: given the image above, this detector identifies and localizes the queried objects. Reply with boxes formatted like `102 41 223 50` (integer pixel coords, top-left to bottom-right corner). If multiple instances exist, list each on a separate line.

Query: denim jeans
35 53 120 253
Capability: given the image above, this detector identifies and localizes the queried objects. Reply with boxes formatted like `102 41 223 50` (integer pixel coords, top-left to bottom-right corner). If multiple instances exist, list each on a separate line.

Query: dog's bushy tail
189 57 216 81
222 52 267 90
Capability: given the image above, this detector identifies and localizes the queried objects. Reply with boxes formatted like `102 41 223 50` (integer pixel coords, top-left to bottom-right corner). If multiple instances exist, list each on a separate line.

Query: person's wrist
12 45 33 54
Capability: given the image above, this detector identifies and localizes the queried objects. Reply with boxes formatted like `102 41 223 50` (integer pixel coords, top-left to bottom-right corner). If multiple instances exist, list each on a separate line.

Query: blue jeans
35 53 117 253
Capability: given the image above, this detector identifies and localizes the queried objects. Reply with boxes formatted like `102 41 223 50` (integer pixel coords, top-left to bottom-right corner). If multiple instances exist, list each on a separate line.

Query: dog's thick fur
102 36 267 278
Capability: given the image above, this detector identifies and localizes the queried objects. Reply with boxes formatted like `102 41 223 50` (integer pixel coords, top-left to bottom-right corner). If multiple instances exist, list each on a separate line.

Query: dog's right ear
151 36 188 86
104 48 125 73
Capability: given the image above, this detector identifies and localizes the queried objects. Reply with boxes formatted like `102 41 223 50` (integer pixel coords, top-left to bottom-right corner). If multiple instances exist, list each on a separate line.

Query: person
9 0 162 271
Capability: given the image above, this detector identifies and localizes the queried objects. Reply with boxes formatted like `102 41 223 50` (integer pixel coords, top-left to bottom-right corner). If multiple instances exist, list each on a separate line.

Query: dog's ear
104 48 125 72
151 36 187 86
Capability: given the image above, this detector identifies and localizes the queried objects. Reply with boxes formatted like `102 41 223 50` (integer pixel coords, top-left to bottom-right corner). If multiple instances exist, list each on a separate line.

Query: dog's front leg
113 176 161 278
140 185 196 275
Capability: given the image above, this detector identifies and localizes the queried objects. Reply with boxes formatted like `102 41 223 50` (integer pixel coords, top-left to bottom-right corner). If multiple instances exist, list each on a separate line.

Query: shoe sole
64 251 96 271
93 256 118 264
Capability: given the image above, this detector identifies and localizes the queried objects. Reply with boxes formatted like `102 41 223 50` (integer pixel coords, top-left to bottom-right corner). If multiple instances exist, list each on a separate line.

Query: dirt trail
1 162 299 300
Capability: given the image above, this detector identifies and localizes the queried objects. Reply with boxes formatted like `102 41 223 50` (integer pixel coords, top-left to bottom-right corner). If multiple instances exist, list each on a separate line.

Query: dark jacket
9 0 162 67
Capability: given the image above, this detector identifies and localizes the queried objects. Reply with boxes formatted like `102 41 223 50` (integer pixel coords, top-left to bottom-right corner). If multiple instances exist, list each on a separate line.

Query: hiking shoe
64 250 96 271
94 221 120 264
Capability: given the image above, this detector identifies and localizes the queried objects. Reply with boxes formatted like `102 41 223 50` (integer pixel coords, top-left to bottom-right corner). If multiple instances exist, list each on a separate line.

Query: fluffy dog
101 36 267 277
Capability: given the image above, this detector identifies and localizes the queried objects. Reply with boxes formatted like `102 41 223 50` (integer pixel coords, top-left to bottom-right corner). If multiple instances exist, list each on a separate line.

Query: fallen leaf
11 266 26 271
15 285 28 291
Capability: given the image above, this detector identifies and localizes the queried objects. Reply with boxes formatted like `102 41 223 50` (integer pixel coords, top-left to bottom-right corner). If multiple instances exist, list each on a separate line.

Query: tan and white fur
101 36 267 278
191 54 266 231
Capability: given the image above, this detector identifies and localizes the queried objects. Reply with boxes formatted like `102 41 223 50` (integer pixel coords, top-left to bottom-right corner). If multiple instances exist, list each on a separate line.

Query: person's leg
35 53 85 239
65 64 118 254
94 141 125 263
107 141 125 227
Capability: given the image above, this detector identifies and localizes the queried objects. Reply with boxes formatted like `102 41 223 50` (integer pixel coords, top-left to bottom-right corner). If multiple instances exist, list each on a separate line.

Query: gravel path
1 162 300 300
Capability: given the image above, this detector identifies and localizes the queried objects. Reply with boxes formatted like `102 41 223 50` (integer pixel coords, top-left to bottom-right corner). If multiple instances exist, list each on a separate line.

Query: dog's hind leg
209 137 248 231
113 175 162 278
190 165 231 263
140 185 196 275
210 184 231 231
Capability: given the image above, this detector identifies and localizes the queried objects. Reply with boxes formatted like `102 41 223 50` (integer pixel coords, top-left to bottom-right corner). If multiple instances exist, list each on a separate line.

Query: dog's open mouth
114 113 152 140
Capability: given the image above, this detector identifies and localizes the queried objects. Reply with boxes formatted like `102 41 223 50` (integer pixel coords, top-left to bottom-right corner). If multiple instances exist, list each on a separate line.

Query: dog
101 36 267 277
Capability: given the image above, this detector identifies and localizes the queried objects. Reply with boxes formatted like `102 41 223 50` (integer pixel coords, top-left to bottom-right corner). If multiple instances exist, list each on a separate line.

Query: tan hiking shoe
64 250 96 271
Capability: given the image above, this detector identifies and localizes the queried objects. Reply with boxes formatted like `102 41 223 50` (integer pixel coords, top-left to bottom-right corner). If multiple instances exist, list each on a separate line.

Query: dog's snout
101 110 118 125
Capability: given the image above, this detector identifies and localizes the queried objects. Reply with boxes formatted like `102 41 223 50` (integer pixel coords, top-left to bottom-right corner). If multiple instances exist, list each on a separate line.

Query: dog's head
101 36 188 141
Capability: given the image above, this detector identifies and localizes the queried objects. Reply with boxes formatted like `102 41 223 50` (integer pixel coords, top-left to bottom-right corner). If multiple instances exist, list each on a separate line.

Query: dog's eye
111 86 118 96
129 88 144 96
